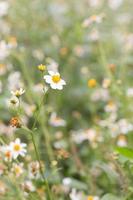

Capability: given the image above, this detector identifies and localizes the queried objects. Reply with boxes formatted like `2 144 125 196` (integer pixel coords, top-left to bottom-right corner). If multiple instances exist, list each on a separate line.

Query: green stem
22 126 53 200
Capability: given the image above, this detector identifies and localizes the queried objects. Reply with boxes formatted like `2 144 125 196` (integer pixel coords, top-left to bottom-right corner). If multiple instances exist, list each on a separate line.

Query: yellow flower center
52 75 61 83
5 151 11 158
14 144 21 151
88 79 97 88
15 166 21 174
87 196 94 200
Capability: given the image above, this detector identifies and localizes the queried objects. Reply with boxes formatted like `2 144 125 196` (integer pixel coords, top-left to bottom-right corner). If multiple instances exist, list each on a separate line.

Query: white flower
22 180 35 195
49 112 66 127
0 1 9 17
1 145 12 162
44 71 66 90
7 95 19 108
70 189 83 200
12 163 24 177
87 196 99 200
9 138 27 159
11 88 25 97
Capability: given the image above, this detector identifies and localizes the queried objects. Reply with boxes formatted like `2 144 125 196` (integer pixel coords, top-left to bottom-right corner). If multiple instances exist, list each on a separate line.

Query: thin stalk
22 126 53 200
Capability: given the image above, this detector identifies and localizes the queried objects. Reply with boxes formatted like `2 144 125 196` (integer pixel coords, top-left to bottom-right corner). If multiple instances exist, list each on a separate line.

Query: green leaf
115 147 133 159
101 194 123 200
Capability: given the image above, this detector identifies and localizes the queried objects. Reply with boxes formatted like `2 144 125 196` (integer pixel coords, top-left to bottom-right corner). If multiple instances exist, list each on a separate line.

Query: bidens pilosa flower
9 138 27 159
44 71 66 90
11 88 25 98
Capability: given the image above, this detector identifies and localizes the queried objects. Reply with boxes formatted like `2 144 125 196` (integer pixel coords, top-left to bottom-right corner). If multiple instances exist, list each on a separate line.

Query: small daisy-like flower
12 163 24 177
87 196 99 200
8 96 19 108
1 145 12 162
22 180 35 194
9 138 27 159
10 117 21 128
44 71 66 90
37 64 46 72
11 88 25 98
88 79 97 88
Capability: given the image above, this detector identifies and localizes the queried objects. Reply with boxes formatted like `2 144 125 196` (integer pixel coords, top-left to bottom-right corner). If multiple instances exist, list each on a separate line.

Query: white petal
50 83 57 89
60 79 66 85
56 84 63 90
48 71 54 76
44 75 52 84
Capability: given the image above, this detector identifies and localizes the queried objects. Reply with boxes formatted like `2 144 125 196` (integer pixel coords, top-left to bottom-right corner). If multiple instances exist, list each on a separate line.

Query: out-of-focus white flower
49 112 66 127
89 29 100 41
28 161 40 179
1 145 12 162
87 196 99 200
0 1 9 17
62 177 72 186
46 58 59 72
127 88 133 97
104 101 118 113
12 163 24 177
118 119 133 134
44 71 66 90
70 189 83 200
32 49 44 61
7 95 19 108
82 14 104 27
117 135 127 147
8 71 24 91
89 0 102 7
0 41 9 60
9 138 27 159
108 0 123 10
22 180 35 195
102 78 111 89
11 88 25 98
91 89 110 102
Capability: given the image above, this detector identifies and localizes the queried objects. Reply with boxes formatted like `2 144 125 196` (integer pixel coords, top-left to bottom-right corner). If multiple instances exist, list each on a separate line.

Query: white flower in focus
11 88 25 98
44 71 66 90
0 1 9 17
9 138 27 159
8 96 19 108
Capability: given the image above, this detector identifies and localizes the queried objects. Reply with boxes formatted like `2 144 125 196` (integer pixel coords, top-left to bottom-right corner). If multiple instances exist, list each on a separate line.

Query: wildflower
49 112 66 127
87 196 99 200
12 163 24 177
10 117 21 128
9 138 27 159
28 161 40 179
88 79 97 88
37 64 46 72
102 78 111 88
1 145 12 161
0 1 9 17
44 71 66 90
8 96 19 108
11 88 25 98
117 135 127 147
22 180 35 194
7 36 17 48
